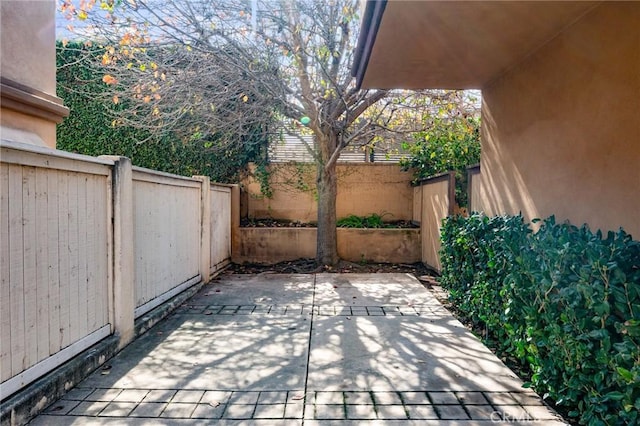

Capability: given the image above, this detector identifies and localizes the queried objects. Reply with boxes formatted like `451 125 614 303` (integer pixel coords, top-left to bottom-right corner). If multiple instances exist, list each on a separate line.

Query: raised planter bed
234 226 421 264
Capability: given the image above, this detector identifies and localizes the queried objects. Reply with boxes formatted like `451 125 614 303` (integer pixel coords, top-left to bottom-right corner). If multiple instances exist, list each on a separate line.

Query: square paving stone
202 390 231 405
344 391 373 404
346 404 377 419
484 392 518 405
113 389 149 402
373 391 402 405
172 389 204 403
43 400 80 415
435 404 469 420
313 404 345 420
254 403 286 418
190 403 225 419
510 392 545 405
160 402 198 418
69 401 109 416
405 404 438 419
466 404 499 420
456 391 489 405
258 391 288 404
61 388 94 401
314 392 344 404
100 402 137 417
337 307 352 316
86 388 123 402
429 391 459 404
401 391 430 404
143 389 177 402
284 402 304 419
223 404 256 419
376 405 408 419
130 402 167 417
229 391 260 404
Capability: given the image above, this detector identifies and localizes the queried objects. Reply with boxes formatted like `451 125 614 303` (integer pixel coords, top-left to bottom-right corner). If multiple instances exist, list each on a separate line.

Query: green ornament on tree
300 116 311 125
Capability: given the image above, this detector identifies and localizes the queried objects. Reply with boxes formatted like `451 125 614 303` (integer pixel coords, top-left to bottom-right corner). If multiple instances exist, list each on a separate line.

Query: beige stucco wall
1 0 65 148
245 163 414 223
234 227 421 264
1 1 56 93
479 2 640 239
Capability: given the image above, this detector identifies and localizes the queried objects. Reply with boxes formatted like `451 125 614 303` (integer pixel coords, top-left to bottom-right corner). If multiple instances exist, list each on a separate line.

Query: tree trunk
315 135 339 266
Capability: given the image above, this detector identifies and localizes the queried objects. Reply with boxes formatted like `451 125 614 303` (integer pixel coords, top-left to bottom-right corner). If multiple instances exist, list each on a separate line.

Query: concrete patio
30 273 566 425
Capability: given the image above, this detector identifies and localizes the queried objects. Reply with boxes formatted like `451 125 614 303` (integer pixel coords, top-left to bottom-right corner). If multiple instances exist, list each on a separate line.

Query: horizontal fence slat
0 144 112 176
132 168 201 188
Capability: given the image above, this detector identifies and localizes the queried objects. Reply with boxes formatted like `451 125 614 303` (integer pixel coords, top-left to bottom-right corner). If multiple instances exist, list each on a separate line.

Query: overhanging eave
353 1 600 90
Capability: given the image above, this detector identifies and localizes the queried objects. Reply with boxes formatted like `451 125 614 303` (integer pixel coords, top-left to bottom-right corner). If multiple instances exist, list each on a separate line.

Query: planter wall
234 227 421 264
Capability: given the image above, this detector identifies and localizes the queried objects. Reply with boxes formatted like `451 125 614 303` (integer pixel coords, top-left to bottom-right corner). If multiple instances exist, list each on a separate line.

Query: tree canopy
59 0 480 265
56 40 268 182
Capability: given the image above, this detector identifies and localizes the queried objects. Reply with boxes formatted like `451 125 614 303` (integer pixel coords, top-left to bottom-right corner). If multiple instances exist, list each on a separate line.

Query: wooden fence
210 185 232 274
413 172 455 272
0 141 235 400
467 164 481 213
132 168 201 318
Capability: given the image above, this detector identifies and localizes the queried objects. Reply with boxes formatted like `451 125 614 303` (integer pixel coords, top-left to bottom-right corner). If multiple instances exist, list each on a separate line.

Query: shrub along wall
440 214 640 425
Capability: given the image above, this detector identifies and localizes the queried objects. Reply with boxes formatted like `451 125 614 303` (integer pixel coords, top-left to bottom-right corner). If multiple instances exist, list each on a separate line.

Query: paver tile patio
29 273 566 425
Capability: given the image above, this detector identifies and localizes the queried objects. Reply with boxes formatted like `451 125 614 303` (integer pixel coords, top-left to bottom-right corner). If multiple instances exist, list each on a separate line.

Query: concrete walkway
31 273 566 425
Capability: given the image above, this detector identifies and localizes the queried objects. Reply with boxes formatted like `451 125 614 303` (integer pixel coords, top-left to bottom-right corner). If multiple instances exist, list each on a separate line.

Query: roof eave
352 0 387 90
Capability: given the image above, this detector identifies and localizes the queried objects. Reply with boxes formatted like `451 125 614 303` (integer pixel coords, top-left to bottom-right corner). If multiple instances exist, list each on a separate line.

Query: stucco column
193 176 211 284
0 1 69 147
100 155 135 349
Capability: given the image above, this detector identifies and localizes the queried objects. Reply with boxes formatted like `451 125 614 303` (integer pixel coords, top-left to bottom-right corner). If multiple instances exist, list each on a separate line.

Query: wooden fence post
193 176 211 284
230 184 240 262
100 155 134 349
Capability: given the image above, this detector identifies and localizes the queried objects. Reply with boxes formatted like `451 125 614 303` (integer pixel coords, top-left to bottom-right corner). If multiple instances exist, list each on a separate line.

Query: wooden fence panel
1 142 235 398
467 164 481 213
0 165 10 382
132 168 201 317
412 186 422 224
0 144 112 397
418 172 455 272
210 185 232 273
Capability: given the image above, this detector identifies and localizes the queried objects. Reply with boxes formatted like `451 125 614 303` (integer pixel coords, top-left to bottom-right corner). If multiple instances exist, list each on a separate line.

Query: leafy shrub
440 214 640 425
337 213 390 228
400 116 480 207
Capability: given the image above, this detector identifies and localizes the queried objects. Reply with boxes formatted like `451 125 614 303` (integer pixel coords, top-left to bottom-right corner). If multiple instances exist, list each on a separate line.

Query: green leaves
439 213 640 425
336 213 391 228
400 116 480 208
56 41 269 183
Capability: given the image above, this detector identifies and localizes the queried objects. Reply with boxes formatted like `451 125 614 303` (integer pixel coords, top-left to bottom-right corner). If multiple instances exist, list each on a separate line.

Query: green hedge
440 214 640 425
56 41 267 183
